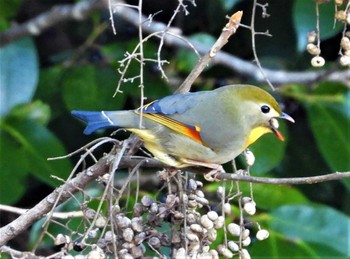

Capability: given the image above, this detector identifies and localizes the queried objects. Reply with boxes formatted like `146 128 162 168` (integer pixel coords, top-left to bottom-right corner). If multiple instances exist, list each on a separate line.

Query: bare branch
0 152 112 246
250 0 274 90
0 146 349 246
0 204 84 219
110 1 349 86
0 0 104 46
0 246 40 259
1 1 349 256
1 0 348 86
215 170 350 184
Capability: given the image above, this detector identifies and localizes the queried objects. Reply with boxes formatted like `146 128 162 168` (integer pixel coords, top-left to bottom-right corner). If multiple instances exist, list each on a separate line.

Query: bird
72 84 294 179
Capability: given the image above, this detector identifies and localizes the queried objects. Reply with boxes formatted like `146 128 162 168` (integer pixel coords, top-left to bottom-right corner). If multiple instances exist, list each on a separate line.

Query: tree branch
1 0 348 86
0 246 37 259
0 153 112 246
110 0 350 86
0 149 349 246
0 0 104 46
1 0 349 248
0 204 84 219
214 170 350 184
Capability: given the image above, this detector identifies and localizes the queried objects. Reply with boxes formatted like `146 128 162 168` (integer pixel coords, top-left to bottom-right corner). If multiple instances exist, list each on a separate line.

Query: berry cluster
308 1 350 68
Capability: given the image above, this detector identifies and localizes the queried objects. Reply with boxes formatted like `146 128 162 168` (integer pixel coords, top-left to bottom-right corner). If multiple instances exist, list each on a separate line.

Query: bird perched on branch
72 84 294 179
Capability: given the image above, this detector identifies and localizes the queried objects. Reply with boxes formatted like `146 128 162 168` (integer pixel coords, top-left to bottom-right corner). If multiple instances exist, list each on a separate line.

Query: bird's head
236 85 295 146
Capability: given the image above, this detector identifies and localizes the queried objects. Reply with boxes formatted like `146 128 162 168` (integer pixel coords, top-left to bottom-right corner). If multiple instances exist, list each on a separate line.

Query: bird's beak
279 112 295 123
269 112 295 141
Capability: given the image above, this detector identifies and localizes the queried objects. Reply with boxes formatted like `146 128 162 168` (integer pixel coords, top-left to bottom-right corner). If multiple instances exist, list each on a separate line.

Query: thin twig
250 0 274 90
0 246 46 259
215 170 350 184
80 139 130 244
32 137 119 251
137 0 145 128
0 0 104 46
1 150 349 246
0 204 84 219
112 0 349 86
47 137 119 160
0 153 112 246
1 0 348 85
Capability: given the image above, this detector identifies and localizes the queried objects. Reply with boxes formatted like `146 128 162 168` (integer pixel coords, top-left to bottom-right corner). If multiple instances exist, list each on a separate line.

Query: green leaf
313 81 349 97
63 65 126 111
270 205 350 256
35 66 66 119
9 101 51 126
239 183 309 210
0 38 39 117
282 82 346 104
0 133 29 204
0 0 22 19
0 0 22 30
1 118 72 186
293 0 343 52
248 121 288 175
250 231 319 258
283 82 349 172
306 102 350 171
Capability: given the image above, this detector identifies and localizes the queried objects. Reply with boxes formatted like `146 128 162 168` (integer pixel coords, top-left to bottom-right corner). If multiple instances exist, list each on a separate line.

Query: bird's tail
71 110 120 135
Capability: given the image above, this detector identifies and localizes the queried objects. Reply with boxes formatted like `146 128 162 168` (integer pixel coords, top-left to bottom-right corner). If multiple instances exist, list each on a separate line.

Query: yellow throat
244 126 271 150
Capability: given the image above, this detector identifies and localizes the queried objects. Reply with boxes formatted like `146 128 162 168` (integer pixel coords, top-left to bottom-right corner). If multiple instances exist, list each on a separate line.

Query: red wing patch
138 112 204 145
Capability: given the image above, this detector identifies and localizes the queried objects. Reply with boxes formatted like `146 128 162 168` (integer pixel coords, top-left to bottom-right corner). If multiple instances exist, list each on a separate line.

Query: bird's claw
181 158 225 181
203 165 225 182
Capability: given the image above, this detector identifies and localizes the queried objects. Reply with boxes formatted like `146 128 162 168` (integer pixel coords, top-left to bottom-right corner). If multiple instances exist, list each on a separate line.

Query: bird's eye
261 105 270 114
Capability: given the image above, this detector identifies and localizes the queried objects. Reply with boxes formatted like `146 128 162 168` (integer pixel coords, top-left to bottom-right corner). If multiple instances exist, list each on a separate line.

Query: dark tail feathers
71 110 114 135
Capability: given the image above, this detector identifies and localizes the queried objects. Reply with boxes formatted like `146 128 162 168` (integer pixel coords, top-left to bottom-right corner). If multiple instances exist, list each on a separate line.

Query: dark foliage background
0 0 349 257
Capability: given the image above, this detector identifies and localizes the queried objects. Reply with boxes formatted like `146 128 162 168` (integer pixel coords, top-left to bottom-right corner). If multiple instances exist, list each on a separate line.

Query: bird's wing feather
140 92 200 114
137 92 206 145
141 113 203 145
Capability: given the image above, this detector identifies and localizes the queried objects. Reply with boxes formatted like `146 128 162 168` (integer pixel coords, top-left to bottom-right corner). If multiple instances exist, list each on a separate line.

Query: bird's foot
182 159 225 182
203 166 225 181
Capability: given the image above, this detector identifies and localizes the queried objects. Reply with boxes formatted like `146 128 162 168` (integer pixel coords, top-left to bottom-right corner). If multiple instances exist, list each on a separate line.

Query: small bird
72 85 294 177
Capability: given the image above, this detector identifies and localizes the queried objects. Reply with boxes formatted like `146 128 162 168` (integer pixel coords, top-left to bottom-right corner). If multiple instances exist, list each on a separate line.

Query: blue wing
140 92 203 115
137 91 207 145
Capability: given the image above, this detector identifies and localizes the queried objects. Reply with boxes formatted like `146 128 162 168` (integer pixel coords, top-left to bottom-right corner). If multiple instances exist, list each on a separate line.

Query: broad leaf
239 183 309 210
0 0 22 30
0 38 38 117
35 66 66 119
9 101 51 126
63 65 126 111
250 231 320 258
283 82 349 172
0 133 29 204
2 118 72 186
270 205 350 256
306 102 350 172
